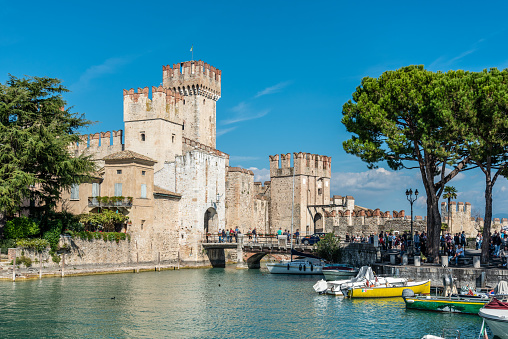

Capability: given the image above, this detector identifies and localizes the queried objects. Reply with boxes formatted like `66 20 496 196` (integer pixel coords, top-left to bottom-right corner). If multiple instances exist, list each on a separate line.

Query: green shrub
43 221 63 251
315 233 343 262
3 217 40 239
51 253 61 264
0 239 16 254
16 238 50 252
14 255 32 267
71 231 129 243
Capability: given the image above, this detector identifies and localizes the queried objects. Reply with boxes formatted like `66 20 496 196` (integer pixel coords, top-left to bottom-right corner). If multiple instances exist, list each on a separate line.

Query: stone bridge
202 235 379 269
201 235 316 268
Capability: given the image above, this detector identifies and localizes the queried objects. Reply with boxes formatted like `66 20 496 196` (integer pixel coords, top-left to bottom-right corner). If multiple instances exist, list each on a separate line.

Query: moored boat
346 279 431 298
266 259 323 275
478 280 508 339
403 294 489 314
322 264 358 280
267 249 324 274
313 266 407 296
478 298 508 339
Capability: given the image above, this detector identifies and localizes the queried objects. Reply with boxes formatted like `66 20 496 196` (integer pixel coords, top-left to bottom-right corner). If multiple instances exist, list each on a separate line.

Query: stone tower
162 60 221 148
269 152 331 235
123 86 184 172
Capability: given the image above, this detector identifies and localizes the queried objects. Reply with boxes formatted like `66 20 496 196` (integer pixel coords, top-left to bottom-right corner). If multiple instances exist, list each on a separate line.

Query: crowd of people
345 230 428 257
478 230 508 267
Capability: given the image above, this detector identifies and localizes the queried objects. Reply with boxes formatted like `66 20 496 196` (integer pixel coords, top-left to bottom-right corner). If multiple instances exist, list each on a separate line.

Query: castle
58 59 506 266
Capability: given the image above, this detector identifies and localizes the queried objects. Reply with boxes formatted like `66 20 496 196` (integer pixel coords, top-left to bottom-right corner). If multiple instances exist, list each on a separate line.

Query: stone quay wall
340 243 378 267
373 264 508 289
9 235 212 269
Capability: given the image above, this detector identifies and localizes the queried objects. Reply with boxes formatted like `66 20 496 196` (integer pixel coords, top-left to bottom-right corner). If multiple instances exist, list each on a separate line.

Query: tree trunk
481 170 493 264
420 152 442 262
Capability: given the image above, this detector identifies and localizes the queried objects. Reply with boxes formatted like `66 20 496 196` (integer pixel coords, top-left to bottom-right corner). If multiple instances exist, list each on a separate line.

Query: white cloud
331 168 412 192
428 38 484 70
248 167 270 183
71 57 131 91
220 101 269 125
216 127 237 137
254 81 292 98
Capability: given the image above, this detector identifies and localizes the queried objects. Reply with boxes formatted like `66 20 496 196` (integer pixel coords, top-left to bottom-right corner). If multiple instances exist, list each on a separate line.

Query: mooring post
61 253 65 277
39 252 42 279
158 251 160 271
12 248 16 282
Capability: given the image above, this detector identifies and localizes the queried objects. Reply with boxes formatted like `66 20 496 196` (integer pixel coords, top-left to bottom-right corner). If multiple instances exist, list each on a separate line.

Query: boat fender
287 264 290 270
299 264 302 271
366 280 369 287
402 289 415 297
303 265 306 272
310 264 313 272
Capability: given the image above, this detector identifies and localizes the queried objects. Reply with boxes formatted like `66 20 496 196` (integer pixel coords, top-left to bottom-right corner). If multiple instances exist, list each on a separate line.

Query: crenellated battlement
182 137 229 159
269 152 332 178
70 130 124 161
440 201 508 236
227 166 254 175
123 86 183 124
162 60 221 100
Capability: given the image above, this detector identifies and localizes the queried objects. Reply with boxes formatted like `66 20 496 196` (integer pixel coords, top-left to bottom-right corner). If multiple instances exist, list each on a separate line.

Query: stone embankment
0 262 214 281
373 263 508 289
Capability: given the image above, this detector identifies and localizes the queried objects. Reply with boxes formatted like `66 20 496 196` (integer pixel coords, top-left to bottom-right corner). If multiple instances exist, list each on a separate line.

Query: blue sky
2 1 508 219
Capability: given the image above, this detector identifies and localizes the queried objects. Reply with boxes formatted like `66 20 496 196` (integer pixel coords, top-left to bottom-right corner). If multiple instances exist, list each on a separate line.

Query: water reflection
0 267 489 338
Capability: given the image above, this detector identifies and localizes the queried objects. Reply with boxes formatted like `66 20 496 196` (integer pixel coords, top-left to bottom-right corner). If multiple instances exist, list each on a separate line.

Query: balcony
88 196 133 208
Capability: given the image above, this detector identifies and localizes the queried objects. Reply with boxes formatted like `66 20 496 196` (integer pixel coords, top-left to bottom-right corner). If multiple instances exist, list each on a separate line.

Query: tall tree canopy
0 75 96 218
456 69 508 262
341 66 470 261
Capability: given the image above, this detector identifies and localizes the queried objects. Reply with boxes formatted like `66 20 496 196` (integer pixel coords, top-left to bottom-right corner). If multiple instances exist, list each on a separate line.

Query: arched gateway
314 213 323 233
204 207 218 235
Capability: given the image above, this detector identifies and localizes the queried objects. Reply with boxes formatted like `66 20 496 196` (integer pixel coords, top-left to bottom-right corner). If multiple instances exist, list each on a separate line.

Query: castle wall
123 87 183 172
269 152 331 235
252 197 269 235
71 130 124 169
225 167 254 232
153 149 226 262
328 214 426 239
441 202 508 237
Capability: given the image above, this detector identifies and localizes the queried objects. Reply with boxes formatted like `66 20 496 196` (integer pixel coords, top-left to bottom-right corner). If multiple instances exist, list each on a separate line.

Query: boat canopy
495 281 508 295
351 266 375 282
291 249 321 260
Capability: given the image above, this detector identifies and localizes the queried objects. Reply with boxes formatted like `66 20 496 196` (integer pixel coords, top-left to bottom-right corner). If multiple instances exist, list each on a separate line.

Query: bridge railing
202 234 286 244
201 234 314 250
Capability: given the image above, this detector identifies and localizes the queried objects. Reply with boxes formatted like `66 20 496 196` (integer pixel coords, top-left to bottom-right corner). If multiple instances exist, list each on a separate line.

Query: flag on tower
190 45 193 52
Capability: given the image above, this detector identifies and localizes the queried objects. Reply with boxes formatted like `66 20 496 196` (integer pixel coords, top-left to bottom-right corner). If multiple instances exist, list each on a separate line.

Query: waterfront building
53 59 506 266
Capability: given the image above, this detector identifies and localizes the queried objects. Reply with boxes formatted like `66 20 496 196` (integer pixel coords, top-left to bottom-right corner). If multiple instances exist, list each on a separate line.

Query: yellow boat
347 280 431 298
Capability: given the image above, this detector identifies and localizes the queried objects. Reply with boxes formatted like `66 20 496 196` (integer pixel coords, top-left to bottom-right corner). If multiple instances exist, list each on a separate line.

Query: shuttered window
114 183 122 197
141 184 147 199
70 184 79 200
92 183 100 197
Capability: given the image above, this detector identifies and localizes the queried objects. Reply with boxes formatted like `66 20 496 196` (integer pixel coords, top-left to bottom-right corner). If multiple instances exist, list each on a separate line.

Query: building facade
57 59 507 266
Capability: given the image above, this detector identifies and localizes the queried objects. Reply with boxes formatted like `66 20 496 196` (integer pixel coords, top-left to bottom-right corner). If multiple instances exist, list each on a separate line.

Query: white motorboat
322 264 359 280
313 266 407 296
478 281 508 339
266 258 323 275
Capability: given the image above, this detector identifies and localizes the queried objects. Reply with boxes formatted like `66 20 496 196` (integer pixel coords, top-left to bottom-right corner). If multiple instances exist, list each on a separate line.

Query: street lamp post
406 188 419 256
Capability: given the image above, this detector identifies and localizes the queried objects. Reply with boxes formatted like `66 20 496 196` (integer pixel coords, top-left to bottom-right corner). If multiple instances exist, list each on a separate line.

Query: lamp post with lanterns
406 188 418 255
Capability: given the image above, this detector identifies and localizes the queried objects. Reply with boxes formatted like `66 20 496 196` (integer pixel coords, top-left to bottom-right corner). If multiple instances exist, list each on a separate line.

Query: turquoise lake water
0 267 491 338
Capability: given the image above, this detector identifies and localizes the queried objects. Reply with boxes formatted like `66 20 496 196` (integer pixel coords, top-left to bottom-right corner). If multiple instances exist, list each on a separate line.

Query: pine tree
0 75 96 218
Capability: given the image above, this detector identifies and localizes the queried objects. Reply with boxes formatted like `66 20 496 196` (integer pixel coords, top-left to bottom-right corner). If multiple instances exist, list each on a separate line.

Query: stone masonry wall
225 167 254 233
